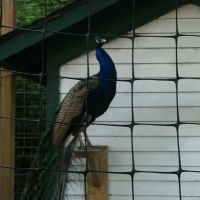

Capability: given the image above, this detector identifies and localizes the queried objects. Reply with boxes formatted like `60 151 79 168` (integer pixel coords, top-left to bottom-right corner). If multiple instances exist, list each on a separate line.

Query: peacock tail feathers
20 77 100 200
20 128 64 200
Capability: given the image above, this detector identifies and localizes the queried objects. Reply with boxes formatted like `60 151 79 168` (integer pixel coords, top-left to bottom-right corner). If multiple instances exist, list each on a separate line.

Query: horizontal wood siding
60 4 200 200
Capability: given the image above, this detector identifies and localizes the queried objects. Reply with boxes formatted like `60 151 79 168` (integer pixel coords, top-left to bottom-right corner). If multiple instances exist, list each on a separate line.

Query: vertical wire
84 0 92 199
130 95 135 200
176 125 182 200
131 1 136 199
40 0 47 134
23 79 27 200
16 79 24 199
16 125 19 199
23 79 26 159
35 0 47 198
175 0 182 199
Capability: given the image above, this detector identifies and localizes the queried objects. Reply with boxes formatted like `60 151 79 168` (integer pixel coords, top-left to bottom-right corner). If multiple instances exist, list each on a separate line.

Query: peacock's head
95 36 106 48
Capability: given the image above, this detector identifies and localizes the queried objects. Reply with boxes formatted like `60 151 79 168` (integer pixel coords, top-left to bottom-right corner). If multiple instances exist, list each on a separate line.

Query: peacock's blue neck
96 47 117 80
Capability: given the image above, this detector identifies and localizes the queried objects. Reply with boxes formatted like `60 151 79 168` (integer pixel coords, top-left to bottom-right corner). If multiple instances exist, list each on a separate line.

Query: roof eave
1 0 197 84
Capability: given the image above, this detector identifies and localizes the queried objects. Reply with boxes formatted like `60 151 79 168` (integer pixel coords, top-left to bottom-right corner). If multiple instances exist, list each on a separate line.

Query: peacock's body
20 36 117 200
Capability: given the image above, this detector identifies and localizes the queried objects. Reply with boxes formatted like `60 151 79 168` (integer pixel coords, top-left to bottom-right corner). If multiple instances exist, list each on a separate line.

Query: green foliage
16 77 46 133
17 0 75 26
15 77 46 199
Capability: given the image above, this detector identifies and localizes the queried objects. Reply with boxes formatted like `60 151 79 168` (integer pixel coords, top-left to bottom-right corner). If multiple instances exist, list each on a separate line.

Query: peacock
20 36 117 200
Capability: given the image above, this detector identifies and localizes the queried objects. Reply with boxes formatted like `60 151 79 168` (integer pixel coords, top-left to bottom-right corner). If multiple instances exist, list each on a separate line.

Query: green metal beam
0 0 120 62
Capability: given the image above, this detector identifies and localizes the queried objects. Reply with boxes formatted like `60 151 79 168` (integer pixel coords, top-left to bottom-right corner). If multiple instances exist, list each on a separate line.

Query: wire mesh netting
0 0 200 199
15 77 46 199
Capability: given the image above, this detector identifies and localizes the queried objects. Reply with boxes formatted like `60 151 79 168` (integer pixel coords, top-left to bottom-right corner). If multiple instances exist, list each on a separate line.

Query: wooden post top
74 145 108 159
74 145 108 200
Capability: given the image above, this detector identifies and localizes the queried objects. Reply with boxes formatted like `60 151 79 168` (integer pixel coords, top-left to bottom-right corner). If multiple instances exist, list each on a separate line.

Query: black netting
0 0 200 199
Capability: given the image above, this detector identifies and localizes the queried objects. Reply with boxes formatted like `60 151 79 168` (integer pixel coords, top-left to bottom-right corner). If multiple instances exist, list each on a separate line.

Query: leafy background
17 0 75 26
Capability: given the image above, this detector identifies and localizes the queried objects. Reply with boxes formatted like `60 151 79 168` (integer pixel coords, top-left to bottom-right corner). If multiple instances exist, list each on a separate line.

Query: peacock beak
102 39 106 43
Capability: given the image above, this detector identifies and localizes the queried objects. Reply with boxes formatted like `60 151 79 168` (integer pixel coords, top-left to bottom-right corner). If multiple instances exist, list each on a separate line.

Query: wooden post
0 0 16 199
1 0 16 34
74 146 108 200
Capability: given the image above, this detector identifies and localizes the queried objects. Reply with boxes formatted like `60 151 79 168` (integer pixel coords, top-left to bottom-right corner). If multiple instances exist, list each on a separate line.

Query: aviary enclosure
0 0 200 199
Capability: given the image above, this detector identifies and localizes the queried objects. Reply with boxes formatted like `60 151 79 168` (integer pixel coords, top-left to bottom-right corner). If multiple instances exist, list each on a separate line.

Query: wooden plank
133 80 200 93
60 79 177 94
88 125 174 137
107 151 200 167
1 0 16 35
60 62 200 80
87 124 200 137
89 137 200 152
48 105 200 123
67 180 181 196
136 19 200 34
67 171 200 198
136 36 200 48
66 48 176 64
0 1 16 200
52 104 200 123
61 63 200 79
60 63 176 79
96 107 175 122
74 146 108 200
0 71 15 200
72 151 200 169
61 91 200 108
105 36 200 48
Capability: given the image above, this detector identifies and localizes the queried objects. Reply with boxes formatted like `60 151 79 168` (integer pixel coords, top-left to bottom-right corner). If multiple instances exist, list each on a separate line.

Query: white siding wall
60 4 200 200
